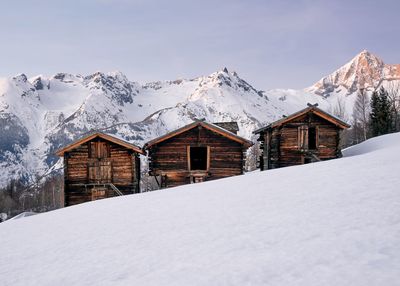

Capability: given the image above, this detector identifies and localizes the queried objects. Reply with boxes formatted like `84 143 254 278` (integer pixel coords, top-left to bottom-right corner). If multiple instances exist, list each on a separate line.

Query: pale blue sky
0 0 399 89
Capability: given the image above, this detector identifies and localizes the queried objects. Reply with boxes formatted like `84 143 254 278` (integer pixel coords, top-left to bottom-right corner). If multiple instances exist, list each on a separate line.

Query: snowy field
1 133 400 286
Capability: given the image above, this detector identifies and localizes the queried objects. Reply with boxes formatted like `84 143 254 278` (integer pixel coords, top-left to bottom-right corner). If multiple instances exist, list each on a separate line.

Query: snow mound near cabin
1 133 400 286
342 132 400 157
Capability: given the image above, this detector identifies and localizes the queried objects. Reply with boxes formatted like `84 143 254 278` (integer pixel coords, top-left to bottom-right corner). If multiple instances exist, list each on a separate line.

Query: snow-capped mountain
0 50 398 187
0 68 287 186
308 50 400 97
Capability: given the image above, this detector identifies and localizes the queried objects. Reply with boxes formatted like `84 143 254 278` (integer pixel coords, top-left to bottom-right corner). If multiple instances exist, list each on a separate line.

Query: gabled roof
213 122 239 134
144 121 253 149
56 132 145 156
254 105 351 134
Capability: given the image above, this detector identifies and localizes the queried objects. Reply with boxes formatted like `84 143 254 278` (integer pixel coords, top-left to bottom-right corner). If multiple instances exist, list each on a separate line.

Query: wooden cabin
144 121 253 188
56 132 144 207
254 104 350 170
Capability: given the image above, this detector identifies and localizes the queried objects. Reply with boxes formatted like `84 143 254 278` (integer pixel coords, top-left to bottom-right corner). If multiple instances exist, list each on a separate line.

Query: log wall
64 138 140 206
259 113 343 170
148 126 246 188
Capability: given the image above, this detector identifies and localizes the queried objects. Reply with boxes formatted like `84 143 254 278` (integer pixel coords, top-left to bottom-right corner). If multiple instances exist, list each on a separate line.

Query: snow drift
1 132 399 286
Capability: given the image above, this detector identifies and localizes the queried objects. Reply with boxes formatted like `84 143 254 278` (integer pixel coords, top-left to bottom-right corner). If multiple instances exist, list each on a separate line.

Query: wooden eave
253 106 350 134
144 121 253 149
55 132 145 156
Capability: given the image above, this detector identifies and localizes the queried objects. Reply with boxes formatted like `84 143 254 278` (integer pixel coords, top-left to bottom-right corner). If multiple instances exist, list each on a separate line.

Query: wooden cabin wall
277 126 303 168
64 138 140 206
317 126 341 158
109 143 136 189
261 128 281 170
259 113 343 170
148 126 245 188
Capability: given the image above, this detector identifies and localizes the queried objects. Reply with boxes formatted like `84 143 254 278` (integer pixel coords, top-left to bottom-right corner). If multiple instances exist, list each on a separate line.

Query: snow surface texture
8 211 36 220
1 133 399 286
1 50 399 186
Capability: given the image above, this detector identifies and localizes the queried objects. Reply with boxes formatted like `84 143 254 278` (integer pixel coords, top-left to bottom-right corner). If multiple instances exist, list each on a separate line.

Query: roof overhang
254 106 350 134
144 121 253 149
55 132 145 156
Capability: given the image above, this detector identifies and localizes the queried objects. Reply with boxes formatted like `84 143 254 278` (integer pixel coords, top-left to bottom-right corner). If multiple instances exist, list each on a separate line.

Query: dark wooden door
88 160 112 183
88 140 112 184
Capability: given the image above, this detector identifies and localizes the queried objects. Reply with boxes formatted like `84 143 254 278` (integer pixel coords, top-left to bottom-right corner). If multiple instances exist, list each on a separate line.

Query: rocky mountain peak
12 74 28 83
52 73 82 83
31 76 45 90
349 49 384 72
308 50 400 97
212 68 263 97
205 68 241 86
83 71 137 106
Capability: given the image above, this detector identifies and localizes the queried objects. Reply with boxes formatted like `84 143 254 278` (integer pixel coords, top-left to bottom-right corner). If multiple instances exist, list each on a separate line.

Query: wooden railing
108 183 124 196
69 183 125 196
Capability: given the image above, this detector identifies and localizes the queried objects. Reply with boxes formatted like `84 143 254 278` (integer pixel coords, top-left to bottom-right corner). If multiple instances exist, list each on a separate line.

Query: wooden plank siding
62 136 141 207
147 125 249 188
256 107 349 171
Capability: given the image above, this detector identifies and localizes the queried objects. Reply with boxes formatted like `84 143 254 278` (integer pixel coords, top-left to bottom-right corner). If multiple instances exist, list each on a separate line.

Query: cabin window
89 141 110 158
298 126 318 150
308 127 317 150
189 146 209 170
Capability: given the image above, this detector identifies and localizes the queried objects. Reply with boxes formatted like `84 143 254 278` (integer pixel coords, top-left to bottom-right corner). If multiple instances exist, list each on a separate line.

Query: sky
0 0 399 90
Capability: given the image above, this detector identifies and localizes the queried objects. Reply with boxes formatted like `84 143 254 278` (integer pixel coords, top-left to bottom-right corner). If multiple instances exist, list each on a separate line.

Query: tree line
350 82 400 144
0 174 63 220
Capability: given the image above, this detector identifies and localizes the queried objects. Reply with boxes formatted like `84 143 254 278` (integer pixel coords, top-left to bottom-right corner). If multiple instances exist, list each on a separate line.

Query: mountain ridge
1 51 399 187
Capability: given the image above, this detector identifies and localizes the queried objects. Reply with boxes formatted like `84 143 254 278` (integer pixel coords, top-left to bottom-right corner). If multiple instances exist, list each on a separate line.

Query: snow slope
1 132 399 286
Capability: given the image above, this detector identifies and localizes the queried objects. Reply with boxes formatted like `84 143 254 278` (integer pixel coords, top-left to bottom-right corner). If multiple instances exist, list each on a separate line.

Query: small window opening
190 147 208 170
308 127 317 150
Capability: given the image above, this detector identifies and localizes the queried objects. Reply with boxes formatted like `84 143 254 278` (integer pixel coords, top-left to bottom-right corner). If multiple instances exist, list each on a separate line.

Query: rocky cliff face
308 50 400 97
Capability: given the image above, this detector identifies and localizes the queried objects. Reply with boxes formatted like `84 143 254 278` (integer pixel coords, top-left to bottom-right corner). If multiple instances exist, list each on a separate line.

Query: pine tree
370 87 393 137
379 87 393 134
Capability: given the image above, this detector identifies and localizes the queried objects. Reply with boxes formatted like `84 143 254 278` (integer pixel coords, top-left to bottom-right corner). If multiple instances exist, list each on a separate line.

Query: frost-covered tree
245 140 261 171
351 89 370 143
386 81 400 132
333 97 348 122
332 97 350 146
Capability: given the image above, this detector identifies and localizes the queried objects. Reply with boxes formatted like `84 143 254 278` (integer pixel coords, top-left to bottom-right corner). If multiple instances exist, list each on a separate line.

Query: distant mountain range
0 50 399 186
